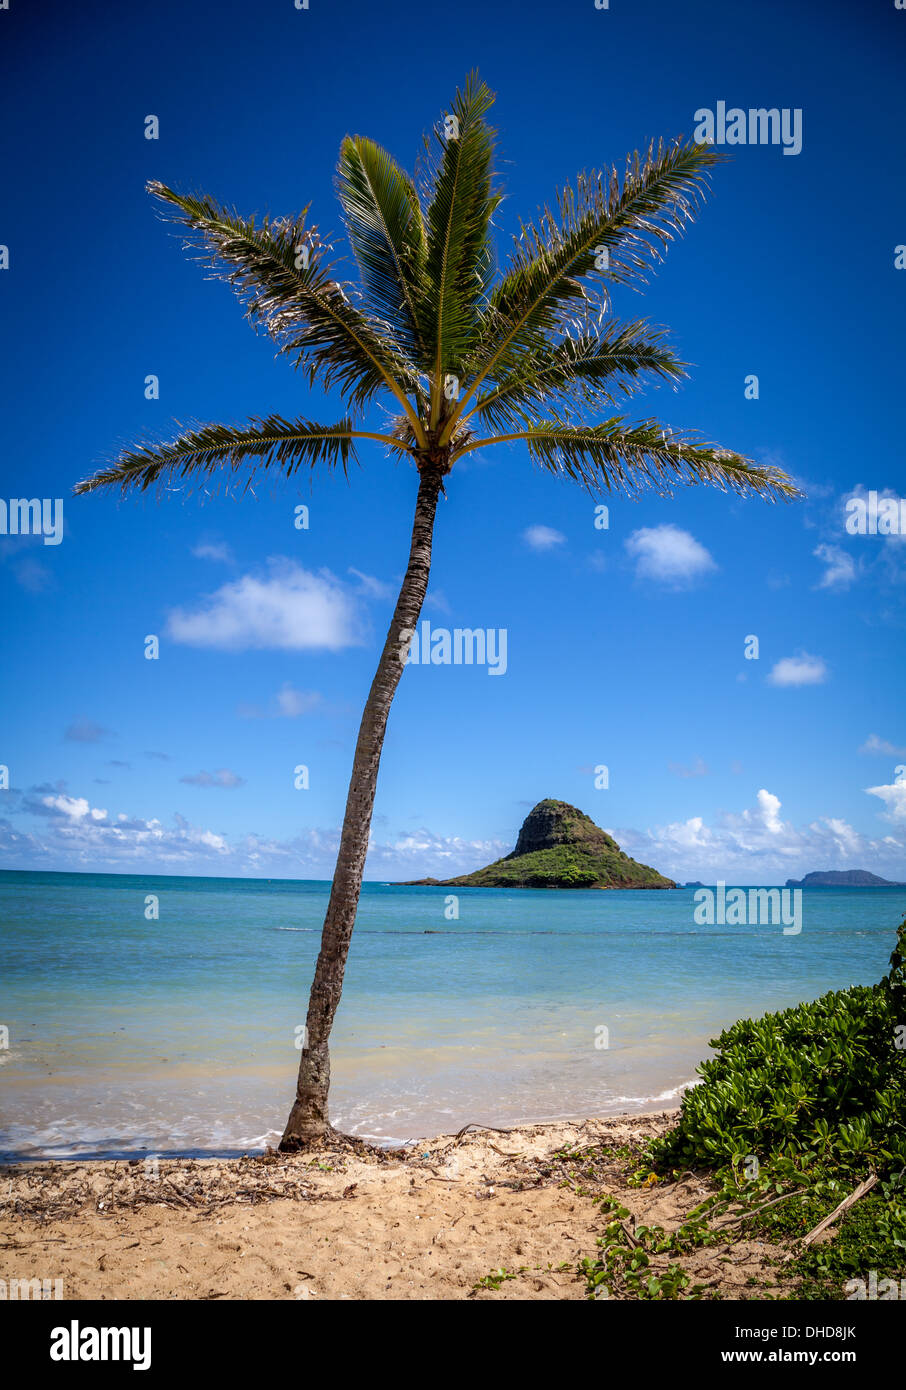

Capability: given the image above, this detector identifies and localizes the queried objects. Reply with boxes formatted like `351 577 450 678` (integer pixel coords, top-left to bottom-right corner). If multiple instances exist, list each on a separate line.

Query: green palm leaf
147 183 425 436
442 139 721 442
420 72 500 425
73 416 404 496
472 320 687 433
336 136 428 362
76 82 801 519
453 418 802 501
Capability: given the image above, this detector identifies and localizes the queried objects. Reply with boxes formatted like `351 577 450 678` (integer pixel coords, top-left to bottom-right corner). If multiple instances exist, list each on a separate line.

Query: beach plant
472 1265 526 1291
613 919 906 1298
567 922 906 1299
579 1201 704 1300
647 918 906 1176
74 74 799 1147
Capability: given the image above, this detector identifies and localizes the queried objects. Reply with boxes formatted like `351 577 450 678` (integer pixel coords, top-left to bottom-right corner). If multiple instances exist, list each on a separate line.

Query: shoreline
0 1107 793 1301
0 1095 691 1165
0 1084 700 1162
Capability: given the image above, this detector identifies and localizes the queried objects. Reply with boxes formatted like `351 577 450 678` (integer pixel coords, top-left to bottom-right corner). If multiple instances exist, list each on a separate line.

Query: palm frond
336 136 428 362
73 416 404 496
443 139 721 441
75 88 800 520
453 418 803 502
420 72 500 421
471 320 687 433
147 183 425 436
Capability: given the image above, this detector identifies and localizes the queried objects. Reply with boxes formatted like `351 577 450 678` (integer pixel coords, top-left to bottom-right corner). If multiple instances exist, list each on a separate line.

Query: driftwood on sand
783 1172 879 1262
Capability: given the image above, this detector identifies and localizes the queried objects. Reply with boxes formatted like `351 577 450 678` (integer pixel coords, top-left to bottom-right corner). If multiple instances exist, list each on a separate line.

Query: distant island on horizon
400 798 675 889
3 861 904 890
784 870 906 888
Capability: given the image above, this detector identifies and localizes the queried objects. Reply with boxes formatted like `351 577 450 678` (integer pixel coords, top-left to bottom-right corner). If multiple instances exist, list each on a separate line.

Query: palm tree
75 74 799 1149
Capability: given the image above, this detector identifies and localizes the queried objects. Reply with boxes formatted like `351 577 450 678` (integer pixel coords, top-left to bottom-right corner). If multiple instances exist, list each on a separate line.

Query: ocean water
0 870 903 1159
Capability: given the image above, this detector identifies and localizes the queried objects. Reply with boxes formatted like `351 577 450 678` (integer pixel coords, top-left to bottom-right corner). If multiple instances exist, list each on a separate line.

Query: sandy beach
0 1110 793 1301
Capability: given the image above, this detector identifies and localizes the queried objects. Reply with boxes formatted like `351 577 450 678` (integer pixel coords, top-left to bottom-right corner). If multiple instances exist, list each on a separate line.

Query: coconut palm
75 73 799 1149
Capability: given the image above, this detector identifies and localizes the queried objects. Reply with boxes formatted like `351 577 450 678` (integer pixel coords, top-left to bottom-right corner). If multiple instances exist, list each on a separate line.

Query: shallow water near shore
1 870 903 1159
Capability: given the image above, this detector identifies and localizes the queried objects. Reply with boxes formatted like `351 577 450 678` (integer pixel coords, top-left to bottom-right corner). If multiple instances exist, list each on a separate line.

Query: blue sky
1 0 905 882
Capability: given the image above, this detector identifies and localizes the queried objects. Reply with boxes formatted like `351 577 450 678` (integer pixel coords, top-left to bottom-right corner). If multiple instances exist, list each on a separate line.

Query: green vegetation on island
406 798 674 889
785 869 906 887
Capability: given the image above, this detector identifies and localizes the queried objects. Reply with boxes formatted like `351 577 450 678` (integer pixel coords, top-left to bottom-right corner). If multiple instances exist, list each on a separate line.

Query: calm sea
1 870 903 1159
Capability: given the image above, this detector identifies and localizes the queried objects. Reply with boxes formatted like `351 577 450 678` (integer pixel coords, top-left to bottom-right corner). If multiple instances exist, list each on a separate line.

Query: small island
785 869 906 888
401 798 675 889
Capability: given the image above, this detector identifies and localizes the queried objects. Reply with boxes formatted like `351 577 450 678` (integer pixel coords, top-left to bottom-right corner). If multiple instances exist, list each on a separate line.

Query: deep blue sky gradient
1 0 904 880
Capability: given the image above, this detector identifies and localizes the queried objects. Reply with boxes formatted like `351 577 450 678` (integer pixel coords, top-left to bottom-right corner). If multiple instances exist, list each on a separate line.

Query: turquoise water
0 870 903 1159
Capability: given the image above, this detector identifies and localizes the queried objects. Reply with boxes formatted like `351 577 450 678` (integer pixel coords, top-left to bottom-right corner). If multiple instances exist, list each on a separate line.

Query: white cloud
7 781 906 884
615 788 905 882
424 589 452 615
179 769 246 788
865 780 906 822
860 734 906 757
625 525 716 586
192 541 234 563
167 561 363 652
12 557 53 592
524 524 566 551
238 684 323 720
813 543 856 591
348 568 396 601
365 828 508 877
753 788 783 833
3 790 507 879
197 829 229 852
41 794 108 823
276 684 322 718
767 653 828 687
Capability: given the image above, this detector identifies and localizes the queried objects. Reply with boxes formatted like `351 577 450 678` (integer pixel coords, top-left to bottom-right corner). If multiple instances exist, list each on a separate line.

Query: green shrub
649 919 906 1175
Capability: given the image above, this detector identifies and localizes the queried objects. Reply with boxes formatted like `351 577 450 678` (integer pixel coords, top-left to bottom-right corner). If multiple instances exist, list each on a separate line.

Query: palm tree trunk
279 462 446 1149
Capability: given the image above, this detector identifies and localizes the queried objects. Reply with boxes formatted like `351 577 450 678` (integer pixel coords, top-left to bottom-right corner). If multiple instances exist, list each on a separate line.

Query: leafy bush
781 1189 906 1298
649 919 906 1175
